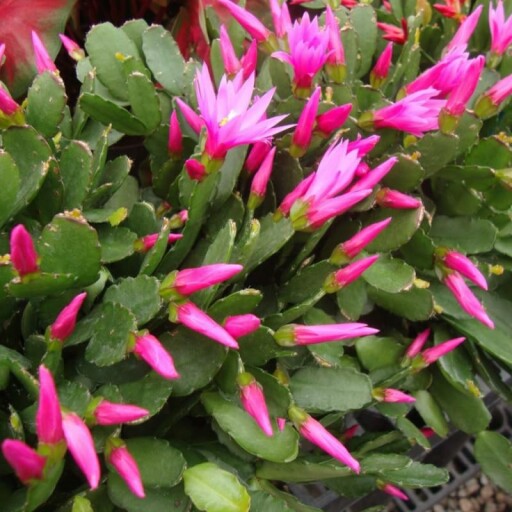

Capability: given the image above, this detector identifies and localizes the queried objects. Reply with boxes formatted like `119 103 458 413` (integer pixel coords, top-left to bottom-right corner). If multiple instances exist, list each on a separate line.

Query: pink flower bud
291 87 321 156
224 314 261 338
219 25 241 75
173 264 243 295
487 74 512 106
445 5 483 53
349 157 398 192
270 0 292 38
31 31 58 74
376 188 422 209
443 251 488 290
405 328 431 359
50 292 87 342
370 42 393 88
10 225 39 277
238 372 273 436
342 424 359 441
275 323 379 346
168 111 183 157
138 233 183 252
347 134 381 157
277 418 286 431
185 159 206 181
489 0 512 56
315 104 352 137
0 87 20 116
421 427 435 438
421 337 466 365
378 388 416 403
62 413 100 489
59 34 85 61
324 255 379 293
1 439 46 484
36 366 64 445
246 140 272 174
133 334 180 380
278 173 315 217
249 146 277 208
108 444 145 498
176 98 203 135
93 400 149 426
380 483 409 500
325 7 345 66
377 19 407 44
240 40 258 79
217 0 271 42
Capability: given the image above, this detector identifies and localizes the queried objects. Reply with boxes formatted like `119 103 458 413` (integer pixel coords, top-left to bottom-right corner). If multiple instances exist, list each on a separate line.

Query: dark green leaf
474 431 512 493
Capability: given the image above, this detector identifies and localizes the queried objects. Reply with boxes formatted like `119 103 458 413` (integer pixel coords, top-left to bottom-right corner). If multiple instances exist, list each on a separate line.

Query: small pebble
481 485 494 500
484 503 498 512
460 497 472 512
433 505 444 512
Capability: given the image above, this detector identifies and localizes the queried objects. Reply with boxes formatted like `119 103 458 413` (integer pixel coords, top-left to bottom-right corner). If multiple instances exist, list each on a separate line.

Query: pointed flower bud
170 209 188 228
443 251 488 290
330 218 392 263
219 25 241 76
50 292 87 342
445 5 483 53
36 366 64 445
0 43 5 67
59 34 85 61
238 372 273 436
240 40 258 79
275 323 379 347
31 31 58 74
168 111 183 158
379 482 409 500
489 0 512 58
342 424 359 442
421 427 435 438
290 87 321 157
377 19 407 44
0 87 21 116
405 328 431 359
1 439 46 484
176 98 203 135
325 7 346 83
289 406 360 473
324 255 379 293
270 0 292 38
277 417 286 431
224 314 261 339
136 232 183 253
170 301 239 349
315 103 352 137
347 134 381 157
107 441 145 498
132 333 180 380
217 0 271 42
370 42 393 89
349 157 398 193
374 388 416 403
249 147 277 209
246 140 272 174
10 225 39 277
376 188 422 209
92 400 149 426
474 75 512 119
185 159 206 181
62 413 101 489
421 337 466 365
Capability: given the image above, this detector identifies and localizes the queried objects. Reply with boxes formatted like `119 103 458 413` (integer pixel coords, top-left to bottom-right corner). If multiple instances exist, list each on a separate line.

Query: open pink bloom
246 140 272 174
443 272 494 328
270 0 292 38
238 373 273 436
173 301 239 349
275 323 379 346
291 87 321 153
31 31 58 74
377 19 407 44
194 65 289 159
50 292 87 342
173 264 243 295
272 13 330 92
444 56 484 116
291 407 360 473
489 0 512 56
59 34 84 61
422 337 466 365
249 146 277 208
219 25 241 75
108 444 145 498
380 388 416 403
139 233 183 252
381 483 409 500
133 334 180 379
168 111 183 157
371 88 446 136
405 328 431 359
1 439 46 484
93 400 149 426
443 251 488 290
217 0 271 42
0 87 20 116
10 224 39 277
62 413 100 489
370 42 393 88
325 6 345 68
37 366 64 445
175 98 203 135
445 5 483 53
325 255 379 292
376 188 422 209
315 103 352 136
224 314 261 338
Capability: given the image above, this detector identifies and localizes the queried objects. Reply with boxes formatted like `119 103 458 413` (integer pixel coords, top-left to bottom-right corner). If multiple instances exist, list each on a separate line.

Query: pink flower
369 88 446 136
433 0 463 20
277 418 286 431
240 40 258 79
168 111 183 157
291 87 321 156
347 134 380 157
443 251 488 290
246 140 272 174
224 314 261 338
50 292 87 342
62 413 101 489
325 6 346 82
370 42 393 88
376 188 422 209
405 328 431 359
378 388 416 403
93 400 149 426
138 233 183 252
270 0 292 38
36 366 64 445
194 65 289 159
349 157 398 193
185 159 206 181
315 103 352 136
443 272 494 328
483 74 512 106
31 31 58 74
217 0 271 42
0 87 20 116
219 25 241 75
324 255 379 293
172 301 239 349
108 444 145 498
10 224 39 277
445 5 483 53
1 439 46 484
380 483 409 500
176 98 203 135
421 337 466 365
290 406 360 473
171 264 243 296
249 147 277 208
0 43 5 67
489 0 512 56
132 333 180 379
59 34 84 61
377 19 407 44
272 13 330 94
274 323 379 346
238 373 273 436
278 173 316 217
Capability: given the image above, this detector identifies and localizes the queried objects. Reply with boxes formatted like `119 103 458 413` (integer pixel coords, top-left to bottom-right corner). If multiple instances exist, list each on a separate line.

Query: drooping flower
274 323 379 346
238 372 273 436
31 31 58 74
489 0 512 57
377 19 408 44
272 13 330 96
217 0 272 42
376 188 422 209
324 255 379 293
370 42 393 88
59 33 85 61
1 439 46 484
290 87 321 156
49 292 87 342
289 406 360 473
132 333 180 379
421 337 466 365
10 224 39 277
442 251 488 290
315 103 352 137
62 413 101 489
36 366 64 446
405 328 431 359
107 442 145 498
224 314 261 338
249 146 277 209
92 400 149 426
444 5 483 53
168 111 183 158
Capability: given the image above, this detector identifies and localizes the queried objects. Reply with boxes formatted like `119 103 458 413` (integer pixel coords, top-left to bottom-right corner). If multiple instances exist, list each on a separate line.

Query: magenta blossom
219 25 241 76
0 87 20 116
443 251 488 290
422 337 466 365
376 188 422 209
107 442 145 498
36 366 64 446
50 292 87 342
249 146 277 209
445 5 483 53
270 0 292 38
405 328 431 359
275 323 379 346
132 333 180 380
59 33 84 61
380 483 409 501
246 140 272 174
349 157 398 193
475 74 512 119
185 159 206 181
324 255 379 293
489 0 512 56
217 0 271 42
375 388 416 403
325 6 346 82
370 42 393 88
137 232 183 252
10 224 39 277
175 98 203 135
238 372 273 436
31 31 58 74
291 87 321 156
315 103 352 137
92 400 149 426
1 439 46 484
168 111 183 157
224 314 261 338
